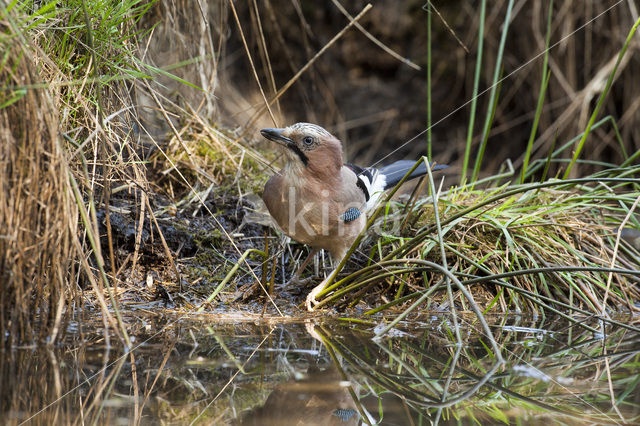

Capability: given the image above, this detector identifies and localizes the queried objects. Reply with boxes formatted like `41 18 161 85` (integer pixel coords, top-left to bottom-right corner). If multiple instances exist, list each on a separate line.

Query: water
1 312 638 425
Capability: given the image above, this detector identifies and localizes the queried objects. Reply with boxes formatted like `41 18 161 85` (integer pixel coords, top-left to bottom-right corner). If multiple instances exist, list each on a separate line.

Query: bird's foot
288 274 316 288
305 279 327 312
276 274 317 298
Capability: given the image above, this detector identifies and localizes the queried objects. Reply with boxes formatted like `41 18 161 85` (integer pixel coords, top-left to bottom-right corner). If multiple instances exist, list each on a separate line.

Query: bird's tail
379 160 448 190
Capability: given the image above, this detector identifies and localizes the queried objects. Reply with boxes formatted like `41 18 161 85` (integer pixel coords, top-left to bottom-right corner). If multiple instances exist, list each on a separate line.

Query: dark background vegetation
205 1 639 175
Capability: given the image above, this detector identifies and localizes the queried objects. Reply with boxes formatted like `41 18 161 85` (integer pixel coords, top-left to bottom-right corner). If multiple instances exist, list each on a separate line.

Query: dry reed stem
244 3 373 131
251 0 281 116
229 0 278 126
331 0 421 70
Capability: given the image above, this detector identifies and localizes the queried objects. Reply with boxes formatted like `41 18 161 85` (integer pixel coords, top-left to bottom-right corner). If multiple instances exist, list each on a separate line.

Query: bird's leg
289 247 318 285
305 267 339 311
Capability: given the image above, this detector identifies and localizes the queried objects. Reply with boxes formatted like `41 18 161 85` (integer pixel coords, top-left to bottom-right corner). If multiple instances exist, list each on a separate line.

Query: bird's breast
262 171 365 252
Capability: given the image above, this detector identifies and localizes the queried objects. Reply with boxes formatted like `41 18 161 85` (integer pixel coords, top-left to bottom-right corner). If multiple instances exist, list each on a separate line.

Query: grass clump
359 170 639 314
0 22 78 346
0 0 161 344
312 163 639 320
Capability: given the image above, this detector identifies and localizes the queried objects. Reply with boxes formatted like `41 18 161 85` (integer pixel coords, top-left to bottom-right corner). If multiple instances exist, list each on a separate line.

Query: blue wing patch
340 207 361 223
333 408 357 421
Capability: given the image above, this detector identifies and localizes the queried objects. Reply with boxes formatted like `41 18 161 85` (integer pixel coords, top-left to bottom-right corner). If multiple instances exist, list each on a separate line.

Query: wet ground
2 311 639 425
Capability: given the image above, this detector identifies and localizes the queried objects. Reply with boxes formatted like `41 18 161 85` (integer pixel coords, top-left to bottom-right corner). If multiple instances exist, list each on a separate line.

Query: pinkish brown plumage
261 122 447 310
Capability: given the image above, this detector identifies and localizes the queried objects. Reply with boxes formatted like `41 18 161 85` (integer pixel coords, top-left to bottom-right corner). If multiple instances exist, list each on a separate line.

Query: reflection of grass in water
2 317 637 424
315 319 640 424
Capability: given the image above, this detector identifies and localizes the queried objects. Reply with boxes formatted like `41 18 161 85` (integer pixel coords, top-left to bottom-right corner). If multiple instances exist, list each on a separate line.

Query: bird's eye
302 136 314 146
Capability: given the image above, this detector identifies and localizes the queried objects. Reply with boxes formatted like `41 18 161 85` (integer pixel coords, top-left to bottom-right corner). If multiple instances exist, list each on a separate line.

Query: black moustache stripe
289 145 309 166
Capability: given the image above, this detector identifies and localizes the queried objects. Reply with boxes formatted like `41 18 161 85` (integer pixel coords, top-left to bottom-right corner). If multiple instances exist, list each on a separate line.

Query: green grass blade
471 0 515 182
520 0 553 183
563 16 640 179
426 2 432 159
461 0 486 184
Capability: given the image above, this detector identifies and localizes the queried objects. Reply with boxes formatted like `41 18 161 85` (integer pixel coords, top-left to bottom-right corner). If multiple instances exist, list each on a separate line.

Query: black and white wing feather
345 163 386 211
346 160 449 212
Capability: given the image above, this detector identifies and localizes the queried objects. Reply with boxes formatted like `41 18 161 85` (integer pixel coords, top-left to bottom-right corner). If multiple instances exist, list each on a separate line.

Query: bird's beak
261 127 310 166
260 128 294 148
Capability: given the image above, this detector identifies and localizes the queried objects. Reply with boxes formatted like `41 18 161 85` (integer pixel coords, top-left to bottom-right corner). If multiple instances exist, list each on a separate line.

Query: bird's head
260 123 343 175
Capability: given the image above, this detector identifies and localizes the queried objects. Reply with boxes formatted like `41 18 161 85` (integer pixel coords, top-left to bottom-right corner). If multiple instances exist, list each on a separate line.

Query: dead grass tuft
0 35 78 345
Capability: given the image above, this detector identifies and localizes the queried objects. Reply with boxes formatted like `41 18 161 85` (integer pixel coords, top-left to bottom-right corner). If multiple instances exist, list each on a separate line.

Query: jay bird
261 122 447 311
